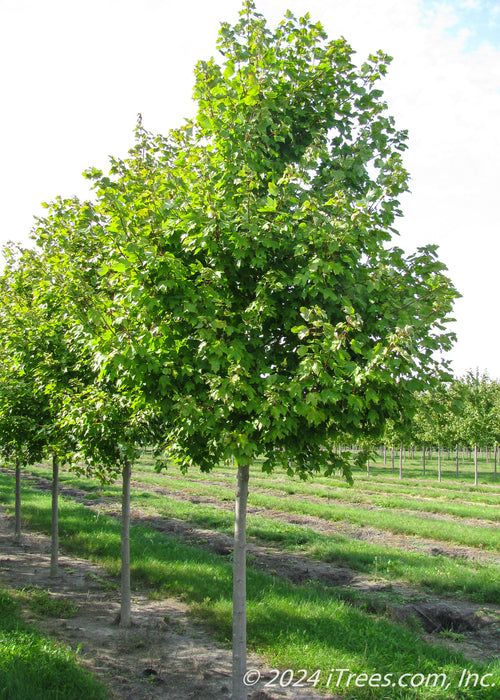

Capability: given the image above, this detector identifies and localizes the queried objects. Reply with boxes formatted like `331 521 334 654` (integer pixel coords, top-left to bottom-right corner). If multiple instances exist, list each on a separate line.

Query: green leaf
223 60 235 78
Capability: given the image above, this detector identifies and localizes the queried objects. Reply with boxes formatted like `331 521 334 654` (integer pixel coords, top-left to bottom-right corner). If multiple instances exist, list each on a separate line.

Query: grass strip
135 459 500 505
22 461 500 508
136 490 500 603
129 466 500 522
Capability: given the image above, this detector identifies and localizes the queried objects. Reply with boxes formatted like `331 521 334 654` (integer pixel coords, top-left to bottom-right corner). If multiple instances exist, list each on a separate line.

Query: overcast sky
1 0 499 378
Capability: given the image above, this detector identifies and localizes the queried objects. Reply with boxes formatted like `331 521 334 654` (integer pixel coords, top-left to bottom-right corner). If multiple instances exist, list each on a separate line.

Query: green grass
13 585 79 619
24 461 500 550
0 587 108 700
131 464 500 520
14 463 500 602
0 474 499 699
131 468 500 522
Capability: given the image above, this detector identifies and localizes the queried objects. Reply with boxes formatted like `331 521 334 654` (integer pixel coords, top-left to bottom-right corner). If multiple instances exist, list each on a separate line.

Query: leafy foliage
0 244 82 467
411 370 500 452
24 1 459 483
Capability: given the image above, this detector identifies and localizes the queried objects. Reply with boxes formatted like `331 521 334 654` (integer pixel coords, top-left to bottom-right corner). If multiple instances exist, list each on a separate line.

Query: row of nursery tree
0 4 462 698
377 370 500 484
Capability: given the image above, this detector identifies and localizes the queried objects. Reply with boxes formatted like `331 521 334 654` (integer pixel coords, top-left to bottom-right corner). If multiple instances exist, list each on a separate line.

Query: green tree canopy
454 370 500 449
31 2 459 481
140 2 458 476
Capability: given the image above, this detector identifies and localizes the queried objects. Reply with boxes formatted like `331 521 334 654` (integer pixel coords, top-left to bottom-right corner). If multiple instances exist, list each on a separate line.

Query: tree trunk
474 443 478 487
383 444 387 465
399 441 403 480
438 444 442 483
455 443 459 478
14 458 21 544
422 446 426 476
50 453 59 578
233 463 250 700
120 457 132 627
391 444 395 474
494 442 497 481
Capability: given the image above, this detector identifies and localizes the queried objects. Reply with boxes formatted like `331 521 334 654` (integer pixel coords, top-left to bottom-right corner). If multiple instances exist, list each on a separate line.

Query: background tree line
373 370 500 484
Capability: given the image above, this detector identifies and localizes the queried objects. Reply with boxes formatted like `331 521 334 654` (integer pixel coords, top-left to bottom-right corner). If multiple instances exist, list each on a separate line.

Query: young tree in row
60 385 161 626
111 4 458 695
382 412 414 479
412 372 500 484
412 383 458 482
454 370 500 485
0 252 47 544
29 3 459 695
30 191 166 624
0 243 95 574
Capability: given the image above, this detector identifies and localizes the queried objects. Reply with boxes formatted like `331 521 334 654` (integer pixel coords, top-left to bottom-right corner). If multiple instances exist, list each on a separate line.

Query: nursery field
0 453 499 699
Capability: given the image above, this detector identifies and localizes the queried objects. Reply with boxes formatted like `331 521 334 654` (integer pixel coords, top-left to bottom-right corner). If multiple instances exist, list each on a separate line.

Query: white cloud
460 0 481 9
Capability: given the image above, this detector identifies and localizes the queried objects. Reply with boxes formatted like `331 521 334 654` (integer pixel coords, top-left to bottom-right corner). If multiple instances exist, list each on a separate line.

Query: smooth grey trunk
422 446 426 476
399 441 403 480
474 443 478 487
438 444 442 483
456 443 459 478
233 463 250 700
50 453 59 577
494 443 497 481
14 459 21 544
120 457 132 627
391 444 395 474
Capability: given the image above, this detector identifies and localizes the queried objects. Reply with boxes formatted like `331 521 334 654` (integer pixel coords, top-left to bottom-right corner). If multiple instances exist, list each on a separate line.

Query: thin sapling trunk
474 443 478 487
50 452 59 577
233 463 250 700
120 457 132 627
14 458 21 544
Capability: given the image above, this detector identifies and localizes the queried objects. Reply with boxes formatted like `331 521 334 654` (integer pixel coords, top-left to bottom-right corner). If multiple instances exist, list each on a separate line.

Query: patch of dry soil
0 507 340 700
